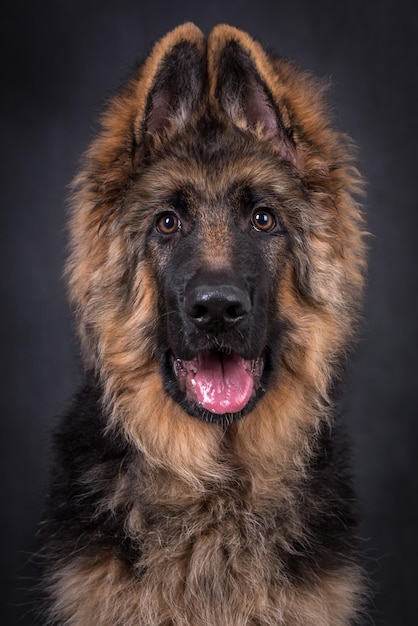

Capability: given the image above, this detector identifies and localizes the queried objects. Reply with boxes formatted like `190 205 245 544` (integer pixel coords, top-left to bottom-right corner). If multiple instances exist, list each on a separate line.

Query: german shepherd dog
41 23 366 625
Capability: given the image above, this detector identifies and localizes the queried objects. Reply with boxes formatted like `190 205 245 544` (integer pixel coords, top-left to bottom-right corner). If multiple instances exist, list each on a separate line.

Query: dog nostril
190 304 208 320
226 303 244 320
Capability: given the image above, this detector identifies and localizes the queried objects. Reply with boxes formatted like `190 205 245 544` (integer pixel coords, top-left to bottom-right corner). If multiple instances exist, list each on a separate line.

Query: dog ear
133 23 206 161
208 25 297 165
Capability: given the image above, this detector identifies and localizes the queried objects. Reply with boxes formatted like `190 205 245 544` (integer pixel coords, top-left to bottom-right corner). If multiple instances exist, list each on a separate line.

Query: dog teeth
245 357 264 387
173 359 179 377
174 358 188 380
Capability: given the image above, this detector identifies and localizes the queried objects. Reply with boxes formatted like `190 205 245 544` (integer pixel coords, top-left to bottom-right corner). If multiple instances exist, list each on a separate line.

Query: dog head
67 24 365 430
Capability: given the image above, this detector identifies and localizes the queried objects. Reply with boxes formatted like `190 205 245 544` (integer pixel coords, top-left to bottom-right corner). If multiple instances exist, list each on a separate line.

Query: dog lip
172 349 264 415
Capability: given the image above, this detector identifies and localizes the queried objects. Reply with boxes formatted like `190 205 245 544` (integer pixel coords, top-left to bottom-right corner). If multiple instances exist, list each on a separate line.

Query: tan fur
50 553 362 626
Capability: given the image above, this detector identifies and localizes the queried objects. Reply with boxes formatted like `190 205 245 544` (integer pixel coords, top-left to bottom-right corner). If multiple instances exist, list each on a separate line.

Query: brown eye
251 209 276 232
156 212 180 235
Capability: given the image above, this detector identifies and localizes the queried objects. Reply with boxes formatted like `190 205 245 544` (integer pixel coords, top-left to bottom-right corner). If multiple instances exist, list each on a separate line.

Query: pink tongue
192 351 253 414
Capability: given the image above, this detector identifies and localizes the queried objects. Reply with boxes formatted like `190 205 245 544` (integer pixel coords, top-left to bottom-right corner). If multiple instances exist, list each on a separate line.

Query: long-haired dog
41 23 366 626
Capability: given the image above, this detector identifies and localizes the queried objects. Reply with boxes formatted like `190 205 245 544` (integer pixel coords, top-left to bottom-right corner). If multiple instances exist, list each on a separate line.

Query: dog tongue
191 351 253 414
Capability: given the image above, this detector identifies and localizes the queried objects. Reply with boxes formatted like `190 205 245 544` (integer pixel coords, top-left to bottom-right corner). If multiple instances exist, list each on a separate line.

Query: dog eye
251 209 276 232
156 212 181 235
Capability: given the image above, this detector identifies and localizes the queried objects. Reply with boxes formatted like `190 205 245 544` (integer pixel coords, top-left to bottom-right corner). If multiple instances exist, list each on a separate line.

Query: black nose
185 282 251 331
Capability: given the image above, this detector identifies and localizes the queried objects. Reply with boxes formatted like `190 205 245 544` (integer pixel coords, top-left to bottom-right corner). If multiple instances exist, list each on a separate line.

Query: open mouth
172 349 264 415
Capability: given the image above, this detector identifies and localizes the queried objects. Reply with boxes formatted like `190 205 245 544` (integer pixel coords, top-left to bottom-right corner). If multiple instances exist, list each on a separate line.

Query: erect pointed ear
133 23 206 159
207 25 297 166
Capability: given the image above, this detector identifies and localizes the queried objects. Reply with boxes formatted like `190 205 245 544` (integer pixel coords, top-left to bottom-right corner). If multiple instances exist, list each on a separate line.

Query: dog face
142 133 293 423
67 24 365 434
125 34 311 424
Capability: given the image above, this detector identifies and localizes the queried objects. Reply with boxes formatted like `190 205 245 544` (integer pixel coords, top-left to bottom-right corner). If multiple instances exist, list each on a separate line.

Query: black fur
41 379 358 585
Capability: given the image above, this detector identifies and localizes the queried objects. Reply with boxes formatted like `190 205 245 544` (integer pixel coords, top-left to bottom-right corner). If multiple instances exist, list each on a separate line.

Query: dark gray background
2 1 417 624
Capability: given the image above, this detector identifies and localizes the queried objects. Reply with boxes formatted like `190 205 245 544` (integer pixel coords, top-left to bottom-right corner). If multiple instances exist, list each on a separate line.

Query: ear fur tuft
133 23 206 158
207 24 298 165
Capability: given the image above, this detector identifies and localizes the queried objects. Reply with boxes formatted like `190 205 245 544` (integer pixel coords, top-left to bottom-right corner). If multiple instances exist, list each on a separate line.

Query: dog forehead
144 113 279 183
140 149 293 213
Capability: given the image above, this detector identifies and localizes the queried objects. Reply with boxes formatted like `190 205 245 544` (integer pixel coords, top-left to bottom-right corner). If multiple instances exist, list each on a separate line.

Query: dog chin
168 348 265 425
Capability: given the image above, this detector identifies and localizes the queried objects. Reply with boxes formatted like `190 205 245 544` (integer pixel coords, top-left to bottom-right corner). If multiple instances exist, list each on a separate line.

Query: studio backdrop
2 1 417 625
